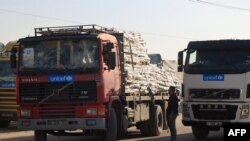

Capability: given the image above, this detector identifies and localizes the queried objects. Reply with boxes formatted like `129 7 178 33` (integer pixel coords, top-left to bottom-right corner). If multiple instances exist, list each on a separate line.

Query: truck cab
0 41 17 128
178 40 250 139
11 25 122 140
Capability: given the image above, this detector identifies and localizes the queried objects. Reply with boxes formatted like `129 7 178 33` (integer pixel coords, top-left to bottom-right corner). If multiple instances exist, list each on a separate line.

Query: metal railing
34 24 116 36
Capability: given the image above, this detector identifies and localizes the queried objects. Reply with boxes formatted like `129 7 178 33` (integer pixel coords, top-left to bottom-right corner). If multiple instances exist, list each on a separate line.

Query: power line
138 31 197 40
189 0 250 12
0 8 195 40
0 8 86 24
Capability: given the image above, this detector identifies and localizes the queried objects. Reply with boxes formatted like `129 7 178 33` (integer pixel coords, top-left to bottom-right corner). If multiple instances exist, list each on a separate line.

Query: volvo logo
21 78 38 83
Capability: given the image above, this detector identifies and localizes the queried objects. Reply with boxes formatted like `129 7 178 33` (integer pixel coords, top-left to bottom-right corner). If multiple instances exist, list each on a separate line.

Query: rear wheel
0 120 10 128
151 105 163 136
34 130 47 141
139 122 151 136
192 125 209 140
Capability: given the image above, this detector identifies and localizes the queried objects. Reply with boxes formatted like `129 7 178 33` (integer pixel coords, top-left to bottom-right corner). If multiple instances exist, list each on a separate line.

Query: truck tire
34 130 47 141
119 115 128 137
151 105 163 136
192 125 209 140
139 122 150 136
104 108 117 141
0 120 10 128
162 102 168 130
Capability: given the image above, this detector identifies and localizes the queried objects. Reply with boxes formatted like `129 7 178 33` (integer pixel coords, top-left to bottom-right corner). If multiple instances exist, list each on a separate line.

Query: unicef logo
66 76 73 81
0 82 15 88
203 74 224 81
49 74 74 82
217 76 223 80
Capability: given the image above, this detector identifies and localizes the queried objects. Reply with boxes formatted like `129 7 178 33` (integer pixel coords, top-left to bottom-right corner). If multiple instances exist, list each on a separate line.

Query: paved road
0 115 223 141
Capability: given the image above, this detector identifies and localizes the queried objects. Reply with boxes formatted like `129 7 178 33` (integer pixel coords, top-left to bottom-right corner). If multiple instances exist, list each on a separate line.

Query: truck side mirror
103 42 114 52
107 52 116 70
11 48 17 69
178 51 183 72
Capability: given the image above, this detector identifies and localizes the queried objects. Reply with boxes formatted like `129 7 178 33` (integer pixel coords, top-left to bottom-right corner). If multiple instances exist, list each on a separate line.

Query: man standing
167 86 179 141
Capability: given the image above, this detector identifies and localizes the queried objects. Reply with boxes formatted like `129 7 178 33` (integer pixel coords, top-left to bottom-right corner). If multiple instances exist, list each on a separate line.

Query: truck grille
39 103 76 118
192 104 238 120
0 88 17 113
20 81 97 103
189 89 240 99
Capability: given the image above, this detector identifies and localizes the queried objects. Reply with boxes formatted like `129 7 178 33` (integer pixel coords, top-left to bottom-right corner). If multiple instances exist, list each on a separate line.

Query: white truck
178 40 250 139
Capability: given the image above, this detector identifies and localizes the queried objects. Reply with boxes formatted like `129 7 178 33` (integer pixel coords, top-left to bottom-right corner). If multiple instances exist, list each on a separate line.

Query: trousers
167 113 178 141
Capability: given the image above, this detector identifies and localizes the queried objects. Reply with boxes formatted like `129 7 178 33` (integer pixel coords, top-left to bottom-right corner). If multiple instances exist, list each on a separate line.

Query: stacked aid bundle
118 31 181 95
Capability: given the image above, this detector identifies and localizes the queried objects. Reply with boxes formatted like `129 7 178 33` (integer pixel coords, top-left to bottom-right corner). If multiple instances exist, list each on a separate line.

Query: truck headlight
86 108 97 116
98 106 106 116
240 105 249 119
21 109 31 117
182 103 190 119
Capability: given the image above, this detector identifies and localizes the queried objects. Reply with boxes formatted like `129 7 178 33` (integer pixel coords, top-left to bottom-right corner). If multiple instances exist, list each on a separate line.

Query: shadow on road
0 135 100 141
0 122 20 134
0 132 223 141
128 133 223 141
0 126 223 141
0 127 18 134
0 136 33 141
119 129 223 141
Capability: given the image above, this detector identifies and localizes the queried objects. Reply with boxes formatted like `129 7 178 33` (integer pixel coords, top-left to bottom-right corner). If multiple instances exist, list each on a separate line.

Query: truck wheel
139 122 150 136
0 120 10 128
192 125 209 140
34 130 47 141
105 108 117 141
162 102 168 130
151 105 163 136
120 115 128 137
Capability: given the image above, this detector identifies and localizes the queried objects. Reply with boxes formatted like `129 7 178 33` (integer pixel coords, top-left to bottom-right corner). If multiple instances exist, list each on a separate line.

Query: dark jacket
167 94 179 115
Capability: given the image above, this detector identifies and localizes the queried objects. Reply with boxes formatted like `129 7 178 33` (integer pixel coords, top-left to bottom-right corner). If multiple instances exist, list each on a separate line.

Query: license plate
206 122 222 126
48 120 67 125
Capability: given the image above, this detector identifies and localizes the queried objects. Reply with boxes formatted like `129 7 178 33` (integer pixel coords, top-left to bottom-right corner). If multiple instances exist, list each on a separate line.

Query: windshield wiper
81 66 99 72
62 66 71 73
20 68 46 75
38 81 74 104
197 89 231 99
0 77 7 82
243 63 250 71
223 64 239 71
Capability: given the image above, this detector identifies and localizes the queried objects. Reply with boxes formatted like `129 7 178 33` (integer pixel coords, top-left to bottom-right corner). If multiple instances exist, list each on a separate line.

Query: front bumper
18 118 106 130
182 120 250 127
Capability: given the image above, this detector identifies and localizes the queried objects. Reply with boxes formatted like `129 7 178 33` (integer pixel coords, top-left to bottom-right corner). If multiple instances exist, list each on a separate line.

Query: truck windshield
0 61 15 81
20 39 99 73
185 48 250 74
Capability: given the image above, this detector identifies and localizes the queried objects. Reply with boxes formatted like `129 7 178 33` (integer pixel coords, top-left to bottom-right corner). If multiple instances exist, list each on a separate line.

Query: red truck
11 25 170 141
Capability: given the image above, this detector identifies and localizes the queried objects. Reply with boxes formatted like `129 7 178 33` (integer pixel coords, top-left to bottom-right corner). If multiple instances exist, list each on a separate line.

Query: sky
1 0 250 60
